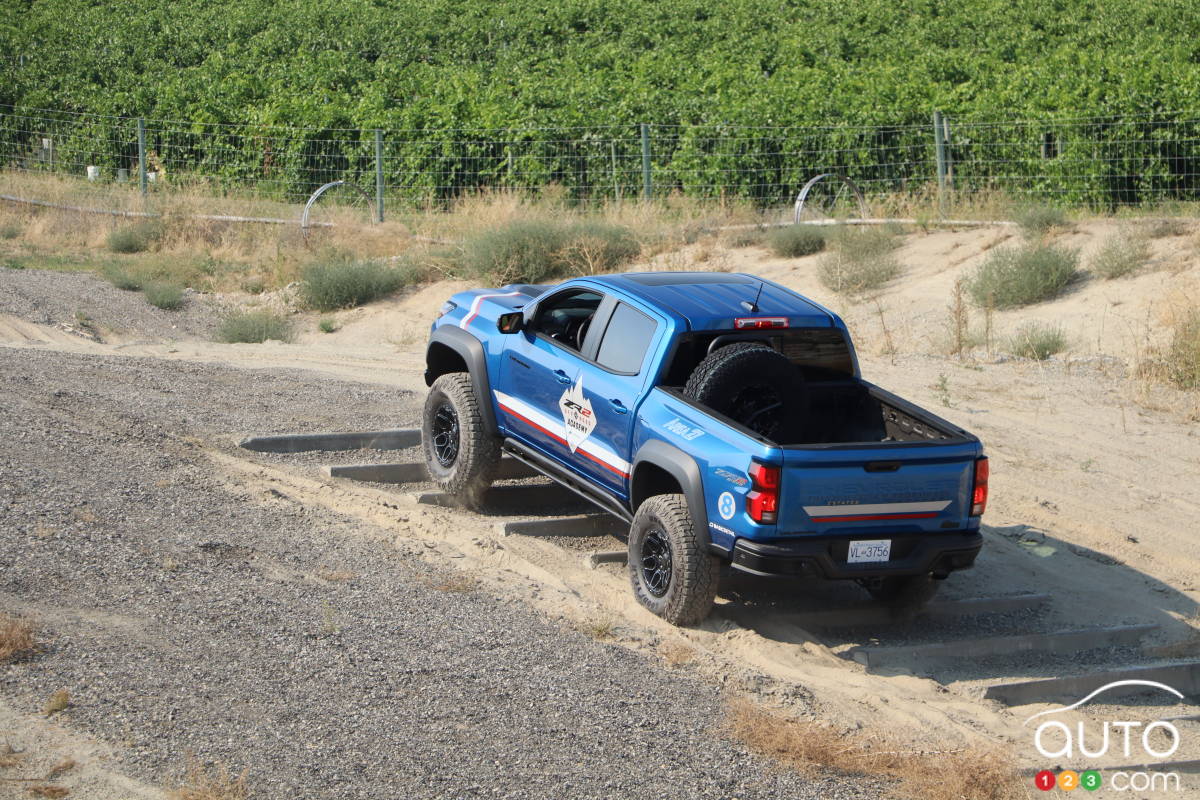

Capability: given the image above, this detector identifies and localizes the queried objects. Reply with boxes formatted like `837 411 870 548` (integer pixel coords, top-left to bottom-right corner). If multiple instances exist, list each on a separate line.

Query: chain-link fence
4 104 1200 215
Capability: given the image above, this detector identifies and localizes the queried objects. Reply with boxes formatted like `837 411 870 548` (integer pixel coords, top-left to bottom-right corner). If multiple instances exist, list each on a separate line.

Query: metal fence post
374 129 384 223
933 110 947 212
640 123 652 201
137 118 148 197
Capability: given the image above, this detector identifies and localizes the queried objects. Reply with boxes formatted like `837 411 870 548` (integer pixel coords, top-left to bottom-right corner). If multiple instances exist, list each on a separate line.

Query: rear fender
631 440 719 555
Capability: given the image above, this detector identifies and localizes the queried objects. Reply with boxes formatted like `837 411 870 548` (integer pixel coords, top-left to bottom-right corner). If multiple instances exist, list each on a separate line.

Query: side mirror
497 312 524 334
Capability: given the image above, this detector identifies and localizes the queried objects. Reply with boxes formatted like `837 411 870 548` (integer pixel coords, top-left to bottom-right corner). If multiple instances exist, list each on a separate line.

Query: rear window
596 303 657 374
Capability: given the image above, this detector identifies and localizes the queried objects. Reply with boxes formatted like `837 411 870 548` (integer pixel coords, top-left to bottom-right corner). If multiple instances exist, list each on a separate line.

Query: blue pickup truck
423 272 988 625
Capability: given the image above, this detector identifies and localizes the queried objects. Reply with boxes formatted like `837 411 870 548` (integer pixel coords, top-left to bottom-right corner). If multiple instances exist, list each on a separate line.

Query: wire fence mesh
4 104 1200 215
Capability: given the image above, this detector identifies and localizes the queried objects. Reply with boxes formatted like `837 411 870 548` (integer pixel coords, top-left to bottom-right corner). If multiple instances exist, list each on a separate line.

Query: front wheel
628 494 720 626
422 373 500 511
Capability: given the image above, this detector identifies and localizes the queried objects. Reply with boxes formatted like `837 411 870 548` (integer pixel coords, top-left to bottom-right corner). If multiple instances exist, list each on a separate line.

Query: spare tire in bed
683 342 807 441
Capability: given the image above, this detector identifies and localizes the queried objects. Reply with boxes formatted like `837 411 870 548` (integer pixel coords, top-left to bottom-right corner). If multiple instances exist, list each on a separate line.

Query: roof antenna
740 281 765 313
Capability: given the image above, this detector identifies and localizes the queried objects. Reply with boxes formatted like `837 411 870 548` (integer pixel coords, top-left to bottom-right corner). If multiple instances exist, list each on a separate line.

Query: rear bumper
728 530 982 579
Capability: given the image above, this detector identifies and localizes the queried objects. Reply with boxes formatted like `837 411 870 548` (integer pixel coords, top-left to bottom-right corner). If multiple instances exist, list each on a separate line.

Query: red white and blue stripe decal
459 291 523 329
803 501 951 523
493 390 631 479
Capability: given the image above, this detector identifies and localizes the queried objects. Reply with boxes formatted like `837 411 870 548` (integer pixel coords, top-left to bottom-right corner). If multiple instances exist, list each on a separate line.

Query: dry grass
170 758 250 800
658 641 697 667
27 785 70 798
1 742 26 769
578 616 616 640
43 690 69 716
1089 231 1149 280
0 613 38 663
726 700 1024 800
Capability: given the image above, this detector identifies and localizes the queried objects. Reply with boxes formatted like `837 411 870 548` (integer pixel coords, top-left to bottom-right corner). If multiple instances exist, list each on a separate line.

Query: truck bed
660 379 969 449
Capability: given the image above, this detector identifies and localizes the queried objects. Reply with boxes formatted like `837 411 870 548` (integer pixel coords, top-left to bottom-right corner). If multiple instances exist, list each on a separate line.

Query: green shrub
1167 309 1200 388
1015 206 1068 237
767 226 826 258
106 221 163 254
816 225 901 295
459 219 639 283
966 243 1079 308
1008 322 1066 360
102 264 143 291
216 310 292 343
827 225 899 260
2 257 24 270
0 223 20 240
241 277 265 295
142 282 185 310
1089 233 1148 280
318 317 339 333
301 257 408 311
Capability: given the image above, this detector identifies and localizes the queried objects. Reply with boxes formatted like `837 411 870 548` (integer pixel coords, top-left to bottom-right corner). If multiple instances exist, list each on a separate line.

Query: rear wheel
628 494 720 626
422 373 500 511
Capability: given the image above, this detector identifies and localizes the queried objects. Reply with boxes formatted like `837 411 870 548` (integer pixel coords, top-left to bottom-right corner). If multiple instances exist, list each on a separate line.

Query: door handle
553 369 572 385
609 399 628 414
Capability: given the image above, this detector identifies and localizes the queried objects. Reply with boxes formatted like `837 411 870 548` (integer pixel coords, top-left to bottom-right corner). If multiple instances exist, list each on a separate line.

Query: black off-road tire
863 574 940 612
422 373 501 511
683 342 806 441
628 494 720 626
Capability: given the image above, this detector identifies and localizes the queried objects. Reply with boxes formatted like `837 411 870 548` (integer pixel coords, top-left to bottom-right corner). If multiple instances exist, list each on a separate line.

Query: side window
529 290 603 352
596 303 657 374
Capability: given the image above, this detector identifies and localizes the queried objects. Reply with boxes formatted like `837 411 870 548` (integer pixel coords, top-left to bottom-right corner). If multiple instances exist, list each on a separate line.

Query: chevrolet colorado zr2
422 271 988 625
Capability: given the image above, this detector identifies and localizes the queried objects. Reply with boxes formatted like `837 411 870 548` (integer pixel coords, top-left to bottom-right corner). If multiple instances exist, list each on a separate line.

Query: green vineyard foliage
4 0 1200 205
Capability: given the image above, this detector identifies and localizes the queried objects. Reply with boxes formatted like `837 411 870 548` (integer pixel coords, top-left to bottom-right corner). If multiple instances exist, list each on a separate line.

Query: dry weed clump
0 613 38 663
1089 232 1149 280
817 226 902 296
43 690 70 716
726 700 1023 800
1008 321 1067 361
170 758 250 800
658 641 696 667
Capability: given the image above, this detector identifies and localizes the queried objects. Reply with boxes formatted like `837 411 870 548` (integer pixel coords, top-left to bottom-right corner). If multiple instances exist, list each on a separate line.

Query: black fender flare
424 325 499 435
631 440 719 555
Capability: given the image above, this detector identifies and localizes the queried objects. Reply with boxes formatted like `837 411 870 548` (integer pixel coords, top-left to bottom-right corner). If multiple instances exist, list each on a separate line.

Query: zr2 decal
559 374 596 453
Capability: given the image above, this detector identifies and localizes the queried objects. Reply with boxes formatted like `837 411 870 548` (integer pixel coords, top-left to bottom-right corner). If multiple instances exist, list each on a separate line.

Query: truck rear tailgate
778 442 979 536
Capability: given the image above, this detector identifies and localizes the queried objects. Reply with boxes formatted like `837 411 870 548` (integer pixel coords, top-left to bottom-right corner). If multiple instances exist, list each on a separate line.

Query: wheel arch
425 326 499 435
630 439 714 553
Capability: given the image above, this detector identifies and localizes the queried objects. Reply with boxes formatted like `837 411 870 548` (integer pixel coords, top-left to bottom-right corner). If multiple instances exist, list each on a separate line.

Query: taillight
971 457 989 516
747 462 781 524
734 317 788 330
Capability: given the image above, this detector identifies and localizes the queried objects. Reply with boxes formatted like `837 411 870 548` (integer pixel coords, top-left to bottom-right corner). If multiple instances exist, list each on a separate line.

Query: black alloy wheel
431 402 460 467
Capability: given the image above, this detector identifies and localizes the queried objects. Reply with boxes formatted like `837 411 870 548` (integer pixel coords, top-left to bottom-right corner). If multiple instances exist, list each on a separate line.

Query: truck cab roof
593 272 837 332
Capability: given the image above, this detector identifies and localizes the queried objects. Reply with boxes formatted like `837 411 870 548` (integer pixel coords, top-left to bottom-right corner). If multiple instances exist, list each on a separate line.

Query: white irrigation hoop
793 173 870 223
300 181 376 239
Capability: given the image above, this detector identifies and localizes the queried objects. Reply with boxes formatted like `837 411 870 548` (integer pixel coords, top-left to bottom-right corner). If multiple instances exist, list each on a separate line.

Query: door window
529 290 603 353
596 302 657 375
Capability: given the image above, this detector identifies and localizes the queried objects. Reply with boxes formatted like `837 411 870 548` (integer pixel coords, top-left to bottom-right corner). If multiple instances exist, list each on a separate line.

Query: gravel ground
0 347 873 800
0 267 221 340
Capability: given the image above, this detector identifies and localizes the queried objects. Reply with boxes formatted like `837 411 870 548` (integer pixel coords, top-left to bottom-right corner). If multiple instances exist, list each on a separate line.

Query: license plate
848 539 892 563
